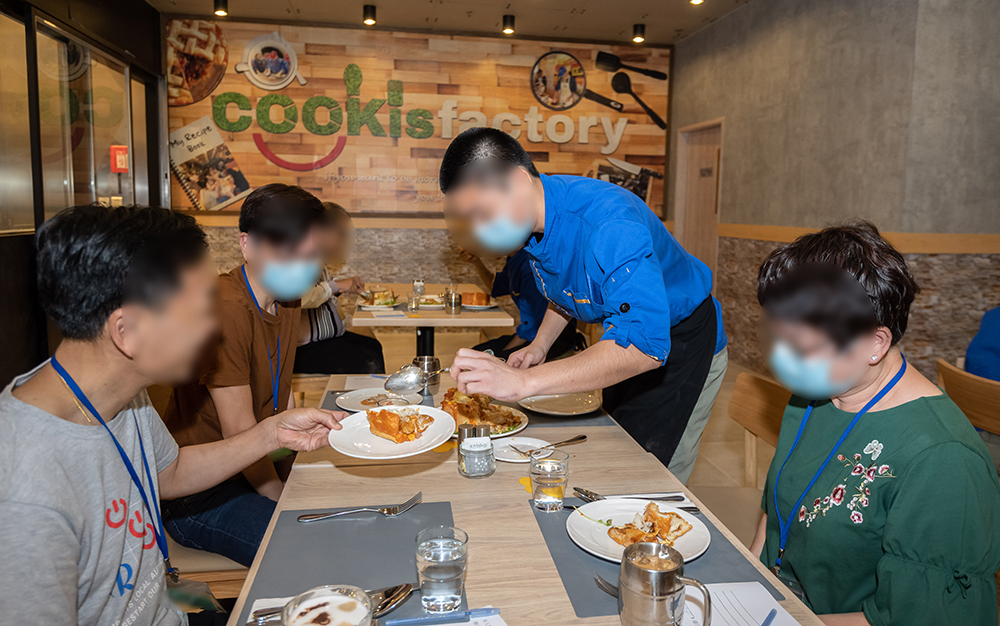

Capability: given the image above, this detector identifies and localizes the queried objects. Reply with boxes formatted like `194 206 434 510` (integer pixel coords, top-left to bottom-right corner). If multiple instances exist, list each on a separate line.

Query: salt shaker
457 424 495 478
412 279 425 296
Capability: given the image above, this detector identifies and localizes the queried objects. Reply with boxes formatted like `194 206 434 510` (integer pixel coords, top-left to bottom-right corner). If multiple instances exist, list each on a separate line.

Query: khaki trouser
667 347 729 484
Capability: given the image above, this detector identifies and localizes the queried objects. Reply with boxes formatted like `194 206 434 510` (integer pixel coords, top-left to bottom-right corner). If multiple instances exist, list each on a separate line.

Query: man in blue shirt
444 128 728 480
459 246 579 360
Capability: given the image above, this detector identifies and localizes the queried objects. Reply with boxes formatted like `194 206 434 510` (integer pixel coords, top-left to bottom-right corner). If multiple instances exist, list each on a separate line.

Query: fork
510 434 588 458
594 573 620 598
297 492 422 523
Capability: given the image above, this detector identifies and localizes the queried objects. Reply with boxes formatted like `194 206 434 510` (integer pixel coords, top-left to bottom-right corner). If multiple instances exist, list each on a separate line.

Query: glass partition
0 11 35 233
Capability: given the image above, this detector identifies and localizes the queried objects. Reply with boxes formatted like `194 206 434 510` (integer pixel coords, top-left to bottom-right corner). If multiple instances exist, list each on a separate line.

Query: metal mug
411 355 441 395
444 292 462 315
618 543 711 626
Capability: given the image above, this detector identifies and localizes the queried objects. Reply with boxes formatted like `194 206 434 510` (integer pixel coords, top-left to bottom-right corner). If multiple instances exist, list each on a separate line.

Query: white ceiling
146 0 753 45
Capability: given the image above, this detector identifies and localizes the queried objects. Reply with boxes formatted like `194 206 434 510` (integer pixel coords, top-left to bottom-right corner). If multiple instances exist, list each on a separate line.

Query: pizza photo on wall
166 20 229 106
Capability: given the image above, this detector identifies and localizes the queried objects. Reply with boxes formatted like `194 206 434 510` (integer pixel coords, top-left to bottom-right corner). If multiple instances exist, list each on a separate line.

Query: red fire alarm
110 145 129 173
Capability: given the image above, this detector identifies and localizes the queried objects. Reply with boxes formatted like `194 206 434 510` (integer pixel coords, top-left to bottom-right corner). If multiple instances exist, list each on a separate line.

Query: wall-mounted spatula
596 51 667 80
611 72 666 129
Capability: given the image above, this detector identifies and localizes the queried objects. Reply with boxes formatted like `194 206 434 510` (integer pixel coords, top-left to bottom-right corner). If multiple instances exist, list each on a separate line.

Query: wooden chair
727 372 791 487
291 373 332 408
936 359 1000 435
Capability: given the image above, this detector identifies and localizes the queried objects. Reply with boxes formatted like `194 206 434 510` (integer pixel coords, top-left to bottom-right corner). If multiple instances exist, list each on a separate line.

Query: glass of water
415 525 468 613
530 449 569 512
407 292 420 312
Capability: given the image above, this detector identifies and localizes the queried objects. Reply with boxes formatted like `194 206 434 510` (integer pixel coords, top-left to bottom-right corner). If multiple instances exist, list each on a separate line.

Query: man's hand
457 247 478 263
335 276 365 295
269 407 347 451
508 342 547 369
451 348 532 401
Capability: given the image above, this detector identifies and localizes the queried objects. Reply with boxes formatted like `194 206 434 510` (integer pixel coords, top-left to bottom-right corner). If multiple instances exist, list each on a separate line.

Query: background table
351 283 514 355
226 374 822 626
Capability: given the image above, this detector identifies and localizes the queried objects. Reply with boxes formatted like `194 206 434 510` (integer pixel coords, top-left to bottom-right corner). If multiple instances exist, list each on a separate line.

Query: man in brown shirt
162 184 328 566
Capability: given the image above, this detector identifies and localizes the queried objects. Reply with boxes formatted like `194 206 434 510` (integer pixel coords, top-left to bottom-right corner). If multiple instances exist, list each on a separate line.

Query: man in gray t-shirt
0 204 346 626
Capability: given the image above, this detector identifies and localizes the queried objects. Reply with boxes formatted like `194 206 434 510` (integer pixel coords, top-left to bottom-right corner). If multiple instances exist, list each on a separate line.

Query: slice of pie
607 502 693 547
367 409 433 444
165 20 228 106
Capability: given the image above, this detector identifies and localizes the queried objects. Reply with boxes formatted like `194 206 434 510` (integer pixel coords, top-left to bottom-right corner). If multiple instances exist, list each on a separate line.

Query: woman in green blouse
749 220 1000 626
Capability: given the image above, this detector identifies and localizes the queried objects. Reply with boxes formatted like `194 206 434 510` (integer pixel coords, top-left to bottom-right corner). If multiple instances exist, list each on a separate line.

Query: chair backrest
728 372 791 448
936 359 1000 435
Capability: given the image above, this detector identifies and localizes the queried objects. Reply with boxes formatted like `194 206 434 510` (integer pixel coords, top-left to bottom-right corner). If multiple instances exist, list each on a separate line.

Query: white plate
462 299 499 311
419 295 444 309
327 407 456 460
445 405 529 439
335 388 422 412
493 436 552 463
566 499 711 563
518 391 602 416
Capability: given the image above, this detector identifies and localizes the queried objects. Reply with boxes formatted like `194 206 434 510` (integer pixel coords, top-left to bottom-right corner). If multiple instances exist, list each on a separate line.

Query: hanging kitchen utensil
611 72 666 129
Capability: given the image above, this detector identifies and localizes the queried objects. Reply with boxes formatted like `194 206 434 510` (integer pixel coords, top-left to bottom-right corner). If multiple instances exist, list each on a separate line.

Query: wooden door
675 121 723 278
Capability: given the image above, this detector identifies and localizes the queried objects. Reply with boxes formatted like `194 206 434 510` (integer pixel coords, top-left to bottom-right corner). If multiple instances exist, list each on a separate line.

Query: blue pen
760 608 778 626
384 608 501 626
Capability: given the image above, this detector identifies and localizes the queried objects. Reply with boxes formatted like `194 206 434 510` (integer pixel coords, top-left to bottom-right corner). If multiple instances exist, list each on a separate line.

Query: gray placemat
235 501 465 625
531 498 783 618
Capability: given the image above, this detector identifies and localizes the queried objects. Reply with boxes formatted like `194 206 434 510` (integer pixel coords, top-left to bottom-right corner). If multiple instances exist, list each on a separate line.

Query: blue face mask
768 341 861 400
473 213 534 255
259 260 321 301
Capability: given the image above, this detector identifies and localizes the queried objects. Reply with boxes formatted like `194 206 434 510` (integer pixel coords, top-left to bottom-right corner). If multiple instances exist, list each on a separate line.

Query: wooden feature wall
167 21 669 216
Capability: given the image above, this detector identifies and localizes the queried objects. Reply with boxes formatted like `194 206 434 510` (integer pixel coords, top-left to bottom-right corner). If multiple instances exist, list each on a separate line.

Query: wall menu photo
165 19 670 216
168 115 252 211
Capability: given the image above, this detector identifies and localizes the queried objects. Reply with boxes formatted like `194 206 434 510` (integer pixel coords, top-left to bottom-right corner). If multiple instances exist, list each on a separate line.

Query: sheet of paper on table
685 582 798 626
469 606 508 626
344 375 384 390
369 310 408 318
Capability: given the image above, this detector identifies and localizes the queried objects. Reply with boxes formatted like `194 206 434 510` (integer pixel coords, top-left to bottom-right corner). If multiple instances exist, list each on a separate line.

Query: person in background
0 205 343 626
458 245 578 360
964 304 1000 474
162 184 328 566
441 128 728 483
749 220 1000 626
295 202 386 374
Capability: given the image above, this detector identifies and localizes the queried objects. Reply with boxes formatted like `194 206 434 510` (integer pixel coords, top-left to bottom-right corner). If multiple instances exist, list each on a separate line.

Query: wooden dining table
226 374 822 626
351 283 514 356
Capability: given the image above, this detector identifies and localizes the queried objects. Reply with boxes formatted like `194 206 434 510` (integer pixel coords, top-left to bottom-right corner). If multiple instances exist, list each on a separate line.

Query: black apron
603 296 718 468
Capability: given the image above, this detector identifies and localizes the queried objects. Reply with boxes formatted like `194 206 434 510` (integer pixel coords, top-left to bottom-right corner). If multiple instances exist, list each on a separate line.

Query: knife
575 487 686 502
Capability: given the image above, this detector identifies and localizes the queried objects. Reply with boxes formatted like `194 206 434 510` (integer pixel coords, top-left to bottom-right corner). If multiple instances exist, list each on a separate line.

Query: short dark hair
321 201 351 225
239 183 326 246
36 205 209 341
439 127 539 194
757 219 920 345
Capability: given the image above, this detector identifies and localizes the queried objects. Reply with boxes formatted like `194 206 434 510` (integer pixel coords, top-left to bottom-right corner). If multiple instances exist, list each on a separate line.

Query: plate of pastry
335 388 422 412
461 293 498 310
566 500 710 563
439 388 528 438
358 288 399 310
419 294 445 309
327 407 455 459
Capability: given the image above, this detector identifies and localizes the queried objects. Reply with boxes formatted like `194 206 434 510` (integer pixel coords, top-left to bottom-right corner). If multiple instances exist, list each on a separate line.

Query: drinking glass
407 292 420 312
530 449 569 512
282 584 371 626
415 525 468 613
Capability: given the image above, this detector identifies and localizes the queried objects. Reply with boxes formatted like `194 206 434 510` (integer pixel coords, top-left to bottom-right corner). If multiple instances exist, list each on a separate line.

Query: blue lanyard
50 355 177 581
772 355 907 572
242 265 280 415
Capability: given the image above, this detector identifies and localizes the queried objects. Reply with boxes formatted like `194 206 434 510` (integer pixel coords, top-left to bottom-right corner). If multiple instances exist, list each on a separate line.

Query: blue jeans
162 476 276 567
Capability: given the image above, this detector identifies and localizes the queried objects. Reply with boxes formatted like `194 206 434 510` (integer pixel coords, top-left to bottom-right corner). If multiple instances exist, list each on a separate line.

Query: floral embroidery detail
864 440 883 461
797 443 896 527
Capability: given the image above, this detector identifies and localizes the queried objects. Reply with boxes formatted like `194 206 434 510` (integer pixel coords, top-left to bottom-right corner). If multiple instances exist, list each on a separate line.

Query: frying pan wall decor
530 51 623 113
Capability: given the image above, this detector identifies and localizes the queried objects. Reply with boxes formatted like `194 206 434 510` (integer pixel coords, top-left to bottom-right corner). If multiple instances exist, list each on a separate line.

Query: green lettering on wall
302 96 342 135
390 109 401 138
406 109 434 139
38 86 78 126
257 94 297 134
387 79 403 106
347 97 386 136
213 92 252 132
344 64 363 96
83 86 123 128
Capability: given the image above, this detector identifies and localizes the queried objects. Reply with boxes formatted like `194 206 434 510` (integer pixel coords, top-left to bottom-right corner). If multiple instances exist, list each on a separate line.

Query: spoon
384 364 450 394
595 51 667 80
610 72 666 129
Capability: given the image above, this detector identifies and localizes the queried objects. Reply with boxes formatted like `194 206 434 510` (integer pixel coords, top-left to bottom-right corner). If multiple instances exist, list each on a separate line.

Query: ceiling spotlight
632 23 645 43
502 14 515 35
691 0 704 4
363 4 377 25
213 0 227 16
